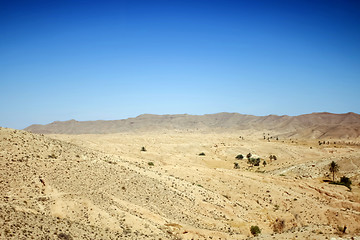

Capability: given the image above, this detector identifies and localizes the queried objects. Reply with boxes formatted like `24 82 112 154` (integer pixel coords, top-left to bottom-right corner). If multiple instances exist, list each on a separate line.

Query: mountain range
24 112 360 139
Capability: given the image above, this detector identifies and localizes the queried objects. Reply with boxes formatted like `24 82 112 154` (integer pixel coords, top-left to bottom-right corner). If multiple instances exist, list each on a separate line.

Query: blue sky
1 0 360 129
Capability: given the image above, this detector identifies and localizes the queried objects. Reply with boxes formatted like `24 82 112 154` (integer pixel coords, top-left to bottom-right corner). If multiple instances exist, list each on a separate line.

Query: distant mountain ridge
24 112 360 138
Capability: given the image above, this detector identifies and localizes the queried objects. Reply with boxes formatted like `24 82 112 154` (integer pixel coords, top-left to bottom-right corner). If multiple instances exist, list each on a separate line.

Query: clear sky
1 0 360 129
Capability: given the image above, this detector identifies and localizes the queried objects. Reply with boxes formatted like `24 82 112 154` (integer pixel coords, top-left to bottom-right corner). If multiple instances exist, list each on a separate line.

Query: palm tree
329 161 339 182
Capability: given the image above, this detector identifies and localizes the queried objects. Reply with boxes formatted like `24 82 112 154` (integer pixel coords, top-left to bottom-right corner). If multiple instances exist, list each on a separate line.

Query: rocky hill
24 112 360 138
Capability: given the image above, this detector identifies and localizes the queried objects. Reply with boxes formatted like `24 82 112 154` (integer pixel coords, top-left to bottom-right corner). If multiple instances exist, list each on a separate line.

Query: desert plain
1 113 360 239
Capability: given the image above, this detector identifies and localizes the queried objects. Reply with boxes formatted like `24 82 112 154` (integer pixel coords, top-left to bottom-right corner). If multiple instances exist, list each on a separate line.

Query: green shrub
199 152 205 156
236 154 244 160
148 162 154 166
250 225 261 236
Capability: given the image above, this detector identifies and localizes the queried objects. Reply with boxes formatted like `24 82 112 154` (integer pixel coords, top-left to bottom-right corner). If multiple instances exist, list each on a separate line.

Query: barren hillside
1 127 360 239
24 112 360 139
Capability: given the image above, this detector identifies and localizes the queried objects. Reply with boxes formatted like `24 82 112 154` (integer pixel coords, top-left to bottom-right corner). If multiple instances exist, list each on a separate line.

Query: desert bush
246 153 252 159
331 176 352 190
236 154 244 160
340 176 352 188
250 225 261 236
48 153 56 159
272 218 285 233
248 157 261 166
148 162 154 166
269 155 278 160
58 233 73 240
263 160 267 167
234 162 240 169
141 146 147 151
199 152 205 156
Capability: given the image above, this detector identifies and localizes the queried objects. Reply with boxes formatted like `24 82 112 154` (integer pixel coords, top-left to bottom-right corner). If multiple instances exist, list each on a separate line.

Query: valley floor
1 128 360 239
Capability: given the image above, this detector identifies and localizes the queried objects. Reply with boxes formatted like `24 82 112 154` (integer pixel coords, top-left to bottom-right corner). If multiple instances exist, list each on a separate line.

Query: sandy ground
1 127 360 239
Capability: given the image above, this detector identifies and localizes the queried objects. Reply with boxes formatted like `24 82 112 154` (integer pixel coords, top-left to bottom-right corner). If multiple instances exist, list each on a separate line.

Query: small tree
272 155 277 160
234 162 240 169
263 160 267 167
141 146 147 152
246 153 252 160
329 161 339 182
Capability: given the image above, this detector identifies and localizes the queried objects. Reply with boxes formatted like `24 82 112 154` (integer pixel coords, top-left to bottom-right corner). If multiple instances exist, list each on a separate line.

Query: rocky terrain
1 126 360 239
24 112 360 139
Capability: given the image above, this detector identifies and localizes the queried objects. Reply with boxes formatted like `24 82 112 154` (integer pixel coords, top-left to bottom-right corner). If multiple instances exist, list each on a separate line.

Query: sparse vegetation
2 124 360 239
246 153 252 160
250 225 261 236
199 152 205 156
141 146 147 151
